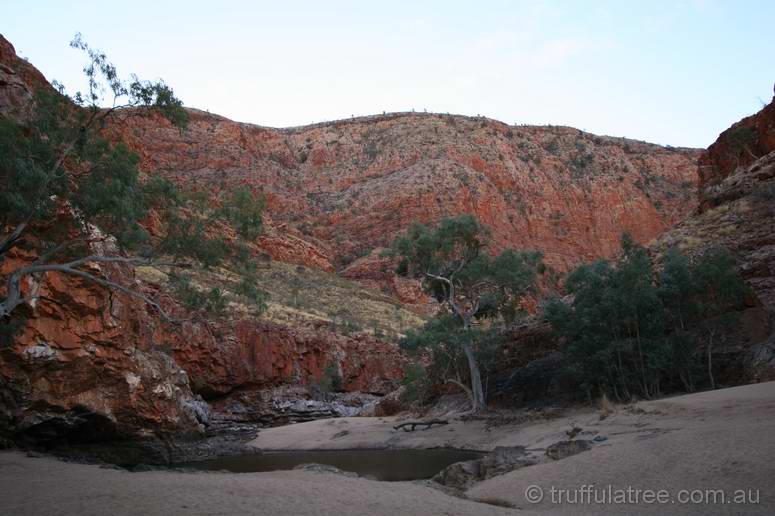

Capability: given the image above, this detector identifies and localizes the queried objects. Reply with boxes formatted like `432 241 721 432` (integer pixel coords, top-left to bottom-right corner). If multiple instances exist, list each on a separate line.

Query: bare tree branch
0 222 28 258
1 254 176 322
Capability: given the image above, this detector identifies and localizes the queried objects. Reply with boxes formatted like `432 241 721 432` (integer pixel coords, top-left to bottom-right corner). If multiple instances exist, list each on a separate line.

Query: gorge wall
652 96 775 382
108 105 700 285
0 33 704 443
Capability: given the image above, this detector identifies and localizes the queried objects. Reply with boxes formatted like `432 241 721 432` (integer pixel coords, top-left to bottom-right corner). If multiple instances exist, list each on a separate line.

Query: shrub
399 362 432 405
171 274 227 316
319 363 343 392
543 236 749 400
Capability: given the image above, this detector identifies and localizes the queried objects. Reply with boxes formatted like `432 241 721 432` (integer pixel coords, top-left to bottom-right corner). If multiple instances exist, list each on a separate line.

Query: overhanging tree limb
1 255 176 322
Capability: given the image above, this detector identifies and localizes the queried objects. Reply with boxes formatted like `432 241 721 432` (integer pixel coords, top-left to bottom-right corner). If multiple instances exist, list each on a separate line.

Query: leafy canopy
543 234 749 400
0 35 268 322
392 214 542 322
392 214 542 409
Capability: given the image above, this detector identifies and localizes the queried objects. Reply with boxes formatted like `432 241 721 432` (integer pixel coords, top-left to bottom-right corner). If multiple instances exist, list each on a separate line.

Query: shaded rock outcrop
433 446 538 490
652 99 775 382
545 439 592 460
210 386 380 427
655 138 775 315
698 99 775 210
0 244 204 444
169 319 405 398
433 442 592 491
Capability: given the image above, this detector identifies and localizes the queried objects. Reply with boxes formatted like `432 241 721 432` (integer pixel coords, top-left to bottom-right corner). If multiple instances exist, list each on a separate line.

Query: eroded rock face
166 319 405 398
654 152 775 316
0 245 203 443
0 36 47 121
0 237 405 443
698 99 775 210
0 36 409 444
105 109 700 281
210 386 380 427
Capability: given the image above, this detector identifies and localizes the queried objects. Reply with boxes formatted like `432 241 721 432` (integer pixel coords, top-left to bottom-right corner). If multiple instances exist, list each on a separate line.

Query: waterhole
179 448 484 481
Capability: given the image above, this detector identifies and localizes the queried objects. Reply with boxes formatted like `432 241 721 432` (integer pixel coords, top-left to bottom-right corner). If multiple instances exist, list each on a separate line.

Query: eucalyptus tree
391 215 542 411
0 35 266 324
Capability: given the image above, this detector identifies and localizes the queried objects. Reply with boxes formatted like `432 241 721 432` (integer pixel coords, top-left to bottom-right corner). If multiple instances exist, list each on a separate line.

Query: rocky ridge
107 104 700 287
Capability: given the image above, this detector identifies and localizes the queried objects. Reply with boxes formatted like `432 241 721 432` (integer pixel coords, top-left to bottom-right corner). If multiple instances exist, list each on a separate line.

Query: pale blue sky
4 0 774 147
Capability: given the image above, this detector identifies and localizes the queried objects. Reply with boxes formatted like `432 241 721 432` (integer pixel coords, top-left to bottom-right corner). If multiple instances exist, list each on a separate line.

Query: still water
179 448 483 481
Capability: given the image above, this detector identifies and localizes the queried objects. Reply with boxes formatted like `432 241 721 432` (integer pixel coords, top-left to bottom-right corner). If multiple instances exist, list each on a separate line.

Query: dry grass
138 260 427 337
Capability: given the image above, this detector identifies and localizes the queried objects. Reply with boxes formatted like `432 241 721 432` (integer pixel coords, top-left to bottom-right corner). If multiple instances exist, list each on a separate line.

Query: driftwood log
393 419 449 432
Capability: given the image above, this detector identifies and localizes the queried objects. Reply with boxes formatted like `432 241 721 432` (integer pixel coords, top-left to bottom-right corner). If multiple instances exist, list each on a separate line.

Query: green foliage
391 214 489 282
0 33 186 242
142 175 183 207
0 35 270 324
232 242 255 269
390 214 542 315
235 275 269 313
400 362 432 404
71 142 150 248
0 105 65 225
543 235 749 400
157 211 227 268
67 33 188 127
218 187 265 240
319 363 343 393
400 315 504 401
170 274 227 316
392 216 541 409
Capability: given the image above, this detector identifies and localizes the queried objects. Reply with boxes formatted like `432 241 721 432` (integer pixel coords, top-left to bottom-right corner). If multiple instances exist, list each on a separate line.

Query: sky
3 0 774 148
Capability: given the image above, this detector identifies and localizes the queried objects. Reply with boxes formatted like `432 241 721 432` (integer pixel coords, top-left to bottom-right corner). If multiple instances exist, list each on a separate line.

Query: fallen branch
393 419 449 432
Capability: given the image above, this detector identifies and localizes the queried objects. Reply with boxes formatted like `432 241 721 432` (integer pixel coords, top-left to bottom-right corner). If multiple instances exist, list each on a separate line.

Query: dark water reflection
179 448 484 481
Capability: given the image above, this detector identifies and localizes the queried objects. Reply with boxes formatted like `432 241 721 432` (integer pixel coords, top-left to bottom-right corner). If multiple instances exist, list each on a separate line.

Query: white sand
0 452 511 516
467 381 775 514
2 382 774 515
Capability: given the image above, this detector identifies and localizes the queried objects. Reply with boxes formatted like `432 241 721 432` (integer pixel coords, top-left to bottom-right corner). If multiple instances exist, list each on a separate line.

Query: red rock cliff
698 97 775 210
107 109 700 279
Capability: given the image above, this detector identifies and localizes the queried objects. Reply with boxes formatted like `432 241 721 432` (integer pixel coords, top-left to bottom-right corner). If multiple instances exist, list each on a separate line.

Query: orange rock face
107 111 700 278
0 36 48 120
0 36 405 442
0 243 204 441
161 318 405 397
656 98 775 315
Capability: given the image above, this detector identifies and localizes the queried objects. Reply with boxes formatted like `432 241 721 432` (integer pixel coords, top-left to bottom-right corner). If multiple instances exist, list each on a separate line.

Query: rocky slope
652 97 775 382
496 100 775 398
108 106 700 288
0 33 703 445
698 99 775 210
